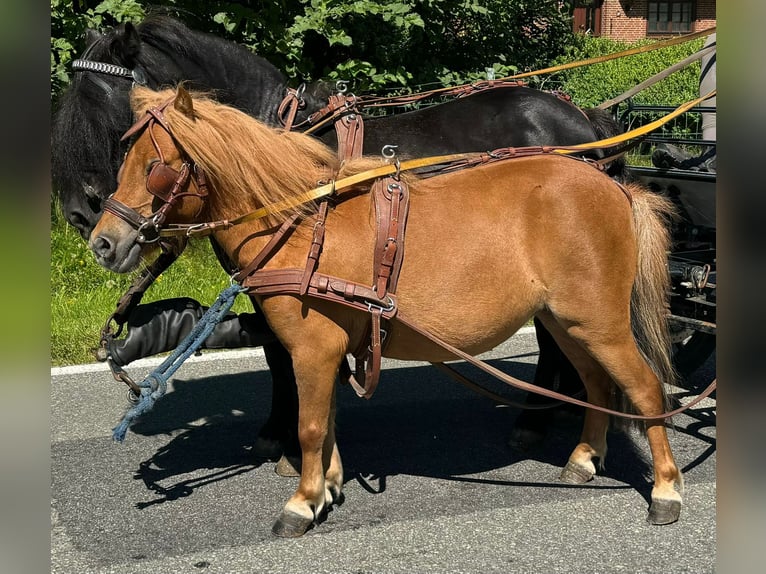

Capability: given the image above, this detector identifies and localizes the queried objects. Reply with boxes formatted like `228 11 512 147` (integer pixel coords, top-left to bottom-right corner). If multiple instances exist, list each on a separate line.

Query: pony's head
89 85 340 273
51 22 148 239
88 86 211 273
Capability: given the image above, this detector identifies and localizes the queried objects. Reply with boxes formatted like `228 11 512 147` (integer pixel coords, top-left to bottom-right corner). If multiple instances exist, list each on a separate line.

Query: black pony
51 15 626 466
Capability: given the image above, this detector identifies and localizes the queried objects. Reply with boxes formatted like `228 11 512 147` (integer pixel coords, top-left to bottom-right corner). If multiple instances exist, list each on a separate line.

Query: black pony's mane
51 35 132 204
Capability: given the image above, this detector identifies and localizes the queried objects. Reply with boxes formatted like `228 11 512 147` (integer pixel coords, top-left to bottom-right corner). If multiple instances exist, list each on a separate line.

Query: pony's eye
145 160 159 175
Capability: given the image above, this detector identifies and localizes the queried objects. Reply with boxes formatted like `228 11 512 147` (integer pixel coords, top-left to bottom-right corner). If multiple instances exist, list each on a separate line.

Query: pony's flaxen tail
625 184 678 419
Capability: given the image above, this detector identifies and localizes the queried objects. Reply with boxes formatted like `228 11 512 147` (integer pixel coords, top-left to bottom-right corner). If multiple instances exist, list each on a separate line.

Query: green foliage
555 35 705 108
50 1 576 98
51 0 146 97
552 34 709 166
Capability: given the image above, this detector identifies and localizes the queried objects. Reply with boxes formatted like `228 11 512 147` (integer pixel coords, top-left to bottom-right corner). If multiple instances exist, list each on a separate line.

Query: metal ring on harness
381 146 402 179
387 182 404 197
366 295 396 313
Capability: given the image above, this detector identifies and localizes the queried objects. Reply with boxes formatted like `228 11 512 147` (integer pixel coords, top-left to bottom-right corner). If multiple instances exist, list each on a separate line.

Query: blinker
147 162 183 201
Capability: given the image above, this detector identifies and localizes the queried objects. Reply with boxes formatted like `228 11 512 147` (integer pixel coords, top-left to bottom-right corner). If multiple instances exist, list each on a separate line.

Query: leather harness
105 97 716 418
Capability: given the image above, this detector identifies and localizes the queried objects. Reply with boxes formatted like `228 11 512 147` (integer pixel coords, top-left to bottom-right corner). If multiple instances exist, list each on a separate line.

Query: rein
135 91 714 242
293 27 715 113
143 145 615 241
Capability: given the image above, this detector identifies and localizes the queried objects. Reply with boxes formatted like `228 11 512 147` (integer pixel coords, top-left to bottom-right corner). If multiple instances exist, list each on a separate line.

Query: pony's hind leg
536 314 611 484
599 345 682 524
539 314 682 525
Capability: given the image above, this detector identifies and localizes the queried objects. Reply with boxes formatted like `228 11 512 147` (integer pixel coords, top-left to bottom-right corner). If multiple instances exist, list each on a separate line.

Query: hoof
252 436 283 460
507 427 546 452
272 511 313 538
275 454 301 477
647 499 681 525
559 461 594 484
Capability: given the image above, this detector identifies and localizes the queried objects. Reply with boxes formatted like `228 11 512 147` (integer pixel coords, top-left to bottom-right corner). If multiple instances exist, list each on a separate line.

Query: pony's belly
382 314 533 363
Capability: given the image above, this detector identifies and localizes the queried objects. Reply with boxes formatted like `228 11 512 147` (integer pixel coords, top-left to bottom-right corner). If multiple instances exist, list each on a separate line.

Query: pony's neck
210 216 297 277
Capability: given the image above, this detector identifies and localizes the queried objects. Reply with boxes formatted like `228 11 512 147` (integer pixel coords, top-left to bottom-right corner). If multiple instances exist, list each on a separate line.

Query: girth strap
243 268 397 319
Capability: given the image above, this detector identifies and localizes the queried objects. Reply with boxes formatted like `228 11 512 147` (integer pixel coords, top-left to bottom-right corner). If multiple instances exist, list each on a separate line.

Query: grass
50 201 252 366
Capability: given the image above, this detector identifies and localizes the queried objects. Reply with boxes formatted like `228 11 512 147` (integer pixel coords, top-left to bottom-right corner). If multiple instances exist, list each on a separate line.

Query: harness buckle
366 295 396 314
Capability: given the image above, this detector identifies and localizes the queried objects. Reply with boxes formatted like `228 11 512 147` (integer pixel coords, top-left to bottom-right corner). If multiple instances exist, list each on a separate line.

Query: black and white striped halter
71 40 148 94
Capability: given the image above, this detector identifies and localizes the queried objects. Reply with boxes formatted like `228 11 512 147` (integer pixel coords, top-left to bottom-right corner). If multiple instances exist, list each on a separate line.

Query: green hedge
556 35 705 108
52 3 706 108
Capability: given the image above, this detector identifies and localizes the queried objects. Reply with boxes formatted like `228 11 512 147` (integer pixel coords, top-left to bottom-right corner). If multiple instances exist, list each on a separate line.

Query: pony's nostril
67 209 95 240
91 235 114 260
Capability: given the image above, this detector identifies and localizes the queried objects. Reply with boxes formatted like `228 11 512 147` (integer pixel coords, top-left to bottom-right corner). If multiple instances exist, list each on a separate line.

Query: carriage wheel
670 328 716 383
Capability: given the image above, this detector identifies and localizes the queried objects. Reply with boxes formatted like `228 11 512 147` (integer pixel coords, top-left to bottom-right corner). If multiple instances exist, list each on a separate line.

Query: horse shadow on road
126 355 715 508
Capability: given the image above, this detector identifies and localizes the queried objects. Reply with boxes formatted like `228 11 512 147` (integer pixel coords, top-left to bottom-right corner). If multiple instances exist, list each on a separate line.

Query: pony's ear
84 29 101 47
110 22 142 68
174 86 195 118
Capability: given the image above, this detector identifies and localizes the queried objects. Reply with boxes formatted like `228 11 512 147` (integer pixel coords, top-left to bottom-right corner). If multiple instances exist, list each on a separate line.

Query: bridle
103 102 209 243
71 36 149 94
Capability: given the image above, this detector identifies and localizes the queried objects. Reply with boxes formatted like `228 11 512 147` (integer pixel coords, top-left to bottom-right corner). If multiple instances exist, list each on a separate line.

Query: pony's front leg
272 345 344 537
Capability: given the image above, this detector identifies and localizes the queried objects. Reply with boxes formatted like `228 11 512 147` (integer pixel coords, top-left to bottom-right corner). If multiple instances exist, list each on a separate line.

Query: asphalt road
51 329 716 574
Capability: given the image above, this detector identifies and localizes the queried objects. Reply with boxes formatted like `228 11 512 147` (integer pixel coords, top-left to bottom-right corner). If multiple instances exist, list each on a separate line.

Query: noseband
103 102 209 243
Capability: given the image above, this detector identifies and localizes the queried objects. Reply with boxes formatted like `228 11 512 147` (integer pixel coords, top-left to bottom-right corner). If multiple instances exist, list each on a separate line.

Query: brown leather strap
277 86 308 131
431 362 579 410
357 79 528 108
372 178 410 296
244 268 397 319
300 202 329 294
233 213 303 283
344 176 410 398
394 311 716 420
348 308 383 399
332 98 364 160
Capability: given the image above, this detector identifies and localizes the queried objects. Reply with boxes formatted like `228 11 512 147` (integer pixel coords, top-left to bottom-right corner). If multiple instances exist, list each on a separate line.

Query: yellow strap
358 27 716 104
502 27 715 81
558 89 716 152
305 28 717 132
162 90 716 237
169 153 473 234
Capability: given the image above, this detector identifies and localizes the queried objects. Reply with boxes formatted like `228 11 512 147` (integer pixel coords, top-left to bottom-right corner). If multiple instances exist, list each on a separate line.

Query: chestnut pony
91 86 682 536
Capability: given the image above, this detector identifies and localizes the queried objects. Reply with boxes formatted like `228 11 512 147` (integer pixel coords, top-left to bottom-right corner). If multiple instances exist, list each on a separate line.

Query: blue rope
112 284 247 442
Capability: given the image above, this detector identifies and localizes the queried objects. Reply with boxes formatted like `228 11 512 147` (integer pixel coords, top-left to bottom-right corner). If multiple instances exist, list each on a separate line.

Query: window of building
647 2 694 34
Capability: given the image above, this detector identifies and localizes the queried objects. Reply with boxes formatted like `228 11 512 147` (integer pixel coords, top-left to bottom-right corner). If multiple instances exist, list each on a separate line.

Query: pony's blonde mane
130 86 352 225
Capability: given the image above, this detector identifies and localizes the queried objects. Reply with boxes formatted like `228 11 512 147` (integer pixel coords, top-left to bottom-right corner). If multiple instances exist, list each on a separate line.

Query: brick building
572 0 716 41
